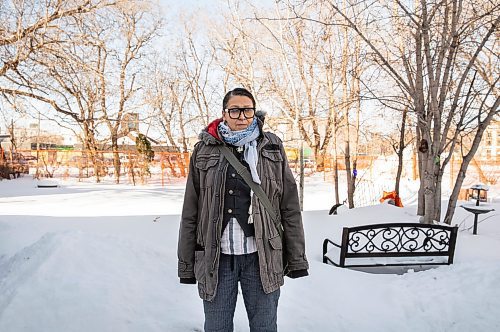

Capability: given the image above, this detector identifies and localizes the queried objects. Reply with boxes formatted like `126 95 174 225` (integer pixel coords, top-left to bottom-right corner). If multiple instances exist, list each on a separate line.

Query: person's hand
180 277 196 284
286 269 308 279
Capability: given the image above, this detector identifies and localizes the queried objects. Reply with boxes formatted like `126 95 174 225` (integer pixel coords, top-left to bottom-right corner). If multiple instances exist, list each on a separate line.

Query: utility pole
35 111 40 179
10 119 15 150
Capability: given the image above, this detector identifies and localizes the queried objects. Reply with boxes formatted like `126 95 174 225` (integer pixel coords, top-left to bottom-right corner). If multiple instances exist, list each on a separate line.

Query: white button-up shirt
220 217 257 255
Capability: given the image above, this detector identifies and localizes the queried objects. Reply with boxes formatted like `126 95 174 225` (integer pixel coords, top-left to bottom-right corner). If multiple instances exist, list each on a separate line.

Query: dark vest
222 146 254 237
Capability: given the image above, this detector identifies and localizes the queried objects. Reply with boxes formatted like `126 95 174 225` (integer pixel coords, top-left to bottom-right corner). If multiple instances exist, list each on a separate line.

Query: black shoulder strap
218 145 283 235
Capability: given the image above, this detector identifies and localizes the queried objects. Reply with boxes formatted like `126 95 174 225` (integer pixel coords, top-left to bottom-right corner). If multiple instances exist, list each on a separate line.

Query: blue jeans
203 253 280 332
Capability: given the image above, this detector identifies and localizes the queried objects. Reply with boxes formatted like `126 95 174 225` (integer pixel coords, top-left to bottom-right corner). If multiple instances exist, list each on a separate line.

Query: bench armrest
323 238 341 249
323 238 342 265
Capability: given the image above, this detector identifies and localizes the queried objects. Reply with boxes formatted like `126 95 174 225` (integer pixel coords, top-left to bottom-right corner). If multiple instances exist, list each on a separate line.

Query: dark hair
222 88 256 110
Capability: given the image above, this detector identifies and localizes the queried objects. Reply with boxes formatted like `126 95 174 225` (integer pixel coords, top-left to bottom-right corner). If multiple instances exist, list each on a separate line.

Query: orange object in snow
380 191 404 207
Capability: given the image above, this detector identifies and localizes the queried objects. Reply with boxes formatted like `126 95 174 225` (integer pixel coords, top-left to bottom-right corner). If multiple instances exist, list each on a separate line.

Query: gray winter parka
177 117 309 301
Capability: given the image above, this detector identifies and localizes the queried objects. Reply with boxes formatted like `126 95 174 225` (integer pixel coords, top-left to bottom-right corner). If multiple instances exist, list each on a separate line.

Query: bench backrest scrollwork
338 223 458 267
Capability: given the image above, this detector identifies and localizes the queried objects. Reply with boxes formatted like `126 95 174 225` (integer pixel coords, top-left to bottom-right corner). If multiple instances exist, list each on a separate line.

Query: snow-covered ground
1 176 499 331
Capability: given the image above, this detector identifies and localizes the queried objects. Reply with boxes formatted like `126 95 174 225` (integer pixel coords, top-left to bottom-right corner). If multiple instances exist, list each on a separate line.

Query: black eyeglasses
224 107 255 119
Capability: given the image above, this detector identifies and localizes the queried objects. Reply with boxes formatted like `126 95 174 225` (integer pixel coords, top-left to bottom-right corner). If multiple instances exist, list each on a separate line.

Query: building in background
265 115 391 158
477 119 499 162
8 123 66 150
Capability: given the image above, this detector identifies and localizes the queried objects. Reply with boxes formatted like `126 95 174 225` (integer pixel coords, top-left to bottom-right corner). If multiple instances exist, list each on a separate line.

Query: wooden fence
2 149 498 189
5 149 189 185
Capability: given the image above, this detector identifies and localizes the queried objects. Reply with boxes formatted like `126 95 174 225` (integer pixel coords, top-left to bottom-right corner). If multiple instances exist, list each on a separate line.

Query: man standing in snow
178 88 309 331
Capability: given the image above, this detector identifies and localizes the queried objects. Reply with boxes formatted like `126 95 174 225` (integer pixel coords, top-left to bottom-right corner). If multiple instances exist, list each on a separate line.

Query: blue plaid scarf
218 118 261 184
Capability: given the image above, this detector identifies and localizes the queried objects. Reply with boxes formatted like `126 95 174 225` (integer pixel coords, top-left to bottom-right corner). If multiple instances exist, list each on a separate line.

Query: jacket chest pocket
195 154 219 188
261 149 283 181
260 149 284 205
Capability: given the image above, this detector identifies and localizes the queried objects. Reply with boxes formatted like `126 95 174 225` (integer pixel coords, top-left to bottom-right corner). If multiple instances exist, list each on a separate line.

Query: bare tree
0 0 120 180
144 54 191 153
379 102 415 195
444 79 500 224
323 26 342 204
301 0 499 223
96 2 161 183
178 19 219 128
0 1 118 79
1 1 161 183
1 9 107 180
214 1 373 208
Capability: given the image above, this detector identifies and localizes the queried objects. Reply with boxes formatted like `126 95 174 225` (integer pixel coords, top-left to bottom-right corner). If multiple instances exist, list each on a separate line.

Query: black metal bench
323 223 458 268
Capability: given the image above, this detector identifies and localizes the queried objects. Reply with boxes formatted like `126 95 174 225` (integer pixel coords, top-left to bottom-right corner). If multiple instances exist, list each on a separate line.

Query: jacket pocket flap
195 157 218 170
269 235 282 250
262 149 283 162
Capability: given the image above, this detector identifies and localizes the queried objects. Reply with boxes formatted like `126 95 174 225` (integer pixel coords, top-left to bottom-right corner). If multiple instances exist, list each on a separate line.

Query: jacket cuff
287 269 308 279
180 277 197 284
178 260 195 279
